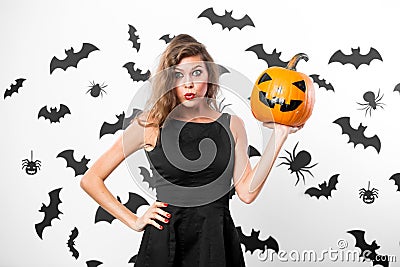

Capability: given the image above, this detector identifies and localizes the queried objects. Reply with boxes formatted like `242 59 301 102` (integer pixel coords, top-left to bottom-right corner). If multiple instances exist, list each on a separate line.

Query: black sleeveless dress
134 113 246 267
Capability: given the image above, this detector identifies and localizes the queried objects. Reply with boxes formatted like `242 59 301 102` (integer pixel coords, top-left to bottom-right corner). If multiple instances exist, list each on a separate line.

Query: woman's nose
184 80 194 88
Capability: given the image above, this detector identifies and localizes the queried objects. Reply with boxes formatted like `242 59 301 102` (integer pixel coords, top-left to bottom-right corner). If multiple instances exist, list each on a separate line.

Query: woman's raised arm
230 115 300 204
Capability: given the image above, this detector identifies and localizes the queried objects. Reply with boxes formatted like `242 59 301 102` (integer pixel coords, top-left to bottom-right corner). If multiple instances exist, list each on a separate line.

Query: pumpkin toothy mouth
259 91 302 112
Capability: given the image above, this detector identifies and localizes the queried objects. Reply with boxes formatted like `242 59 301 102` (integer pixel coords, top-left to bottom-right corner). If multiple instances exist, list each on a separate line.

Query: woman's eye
192 70 202 76
175 72 183 79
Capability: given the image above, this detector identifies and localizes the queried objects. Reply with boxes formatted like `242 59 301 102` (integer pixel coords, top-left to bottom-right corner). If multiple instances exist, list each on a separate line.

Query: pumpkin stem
286 53 309 71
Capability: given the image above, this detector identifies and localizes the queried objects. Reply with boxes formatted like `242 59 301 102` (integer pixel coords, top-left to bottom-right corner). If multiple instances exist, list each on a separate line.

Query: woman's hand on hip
132 201 171 232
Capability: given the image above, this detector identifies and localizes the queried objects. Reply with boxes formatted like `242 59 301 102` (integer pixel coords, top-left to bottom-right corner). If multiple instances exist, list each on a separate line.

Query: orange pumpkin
250 53 315 127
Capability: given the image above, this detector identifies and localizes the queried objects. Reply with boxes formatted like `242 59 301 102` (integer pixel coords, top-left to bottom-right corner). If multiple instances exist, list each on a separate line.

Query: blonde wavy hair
136 34 220 130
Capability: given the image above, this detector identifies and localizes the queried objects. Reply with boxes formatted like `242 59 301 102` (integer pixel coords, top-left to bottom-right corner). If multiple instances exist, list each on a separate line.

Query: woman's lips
184 93 195 100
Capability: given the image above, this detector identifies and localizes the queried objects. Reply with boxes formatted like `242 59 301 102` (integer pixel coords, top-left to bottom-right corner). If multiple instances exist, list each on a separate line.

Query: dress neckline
169 113 224 124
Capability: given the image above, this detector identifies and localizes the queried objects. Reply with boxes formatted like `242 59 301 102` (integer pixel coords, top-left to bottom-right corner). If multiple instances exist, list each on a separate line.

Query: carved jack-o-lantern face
250 53 315 127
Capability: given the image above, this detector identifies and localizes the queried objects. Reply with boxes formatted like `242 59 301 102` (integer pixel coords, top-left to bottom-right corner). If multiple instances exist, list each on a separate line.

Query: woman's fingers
155 207 171 219
153 202 170 219
290 123 305 133
153 213 170 223
262 122 275 129
148 219 164 230
155 201 168 208
262 122 305 134
290 126 300 133
147 201 171 230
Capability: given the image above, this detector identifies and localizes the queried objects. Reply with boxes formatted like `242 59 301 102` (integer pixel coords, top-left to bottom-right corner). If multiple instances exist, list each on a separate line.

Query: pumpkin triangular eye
258 73 272 84
292 80 306 92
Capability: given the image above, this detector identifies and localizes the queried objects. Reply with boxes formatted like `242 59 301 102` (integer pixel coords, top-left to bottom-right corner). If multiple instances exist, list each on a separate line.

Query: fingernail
164 203 168 207
159 225 163 230
166 213 171 218
165 219 169 223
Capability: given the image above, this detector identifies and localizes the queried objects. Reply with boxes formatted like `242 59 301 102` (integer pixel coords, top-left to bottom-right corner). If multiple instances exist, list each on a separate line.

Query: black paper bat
329 47 382 69
67 227 79 259
389 173 400 192
246 44 288 67
57 149 90 176
95 192 149 223
394 83 400 94
236 227 279 254
247 145 261 158
138 166 158 190
123 62 150 82
35 187 63 239
310 74 335 92
38 104 71 123
86 260 103 267
50 43 99 74
128 25 140 52
228 186 236 200
198 7 255 30
347 230 389 267
128 254 137 264
4 78 26 99
333 117 381 153
218 64 230 76
99 108 142 138
159 34 175 44
305 174 339 199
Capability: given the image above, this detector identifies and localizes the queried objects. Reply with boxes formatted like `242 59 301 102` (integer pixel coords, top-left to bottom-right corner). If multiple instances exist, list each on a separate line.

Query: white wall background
1 0 399 266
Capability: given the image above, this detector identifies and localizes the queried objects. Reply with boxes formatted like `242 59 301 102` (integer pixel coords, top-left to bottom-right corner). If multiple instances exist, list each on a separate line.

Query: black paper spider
22 150 41 175
87 81 107 98
359 181 379 204
357 89 385 117
218 97 232 112
277 142 318 186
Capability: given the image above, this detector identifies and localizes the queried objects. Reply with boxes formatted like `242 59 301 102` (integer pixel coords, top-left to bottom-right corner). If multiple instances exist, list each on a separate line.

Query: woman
80 34 303 266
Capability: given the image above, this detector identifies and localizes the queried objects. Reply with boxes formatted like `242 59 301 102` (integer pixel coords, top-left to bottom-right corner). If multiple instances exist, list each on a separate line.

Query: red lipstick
184 93 195 100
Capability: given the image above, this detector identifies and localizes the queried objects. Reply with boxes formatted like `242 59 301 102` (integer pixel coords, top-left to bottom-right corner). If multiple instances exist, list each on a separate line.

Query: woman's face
173 55 209 106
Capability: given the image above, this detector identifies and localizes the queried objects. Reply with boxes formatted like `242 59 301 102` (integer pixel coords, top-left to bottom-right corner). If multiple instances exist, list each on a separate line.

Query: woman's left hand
262 122 304 134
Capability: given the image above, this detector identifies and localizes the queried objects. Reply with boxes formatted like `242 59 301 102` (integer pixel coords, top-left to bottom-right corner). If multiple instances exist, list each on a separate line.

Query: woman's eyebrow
191 64 204 70
174 64 204 71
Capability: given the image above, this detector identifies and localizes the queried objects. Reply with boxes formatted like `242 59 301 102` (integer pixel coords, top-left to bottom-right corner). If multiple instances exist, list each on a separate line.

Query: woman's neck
171 102 218 122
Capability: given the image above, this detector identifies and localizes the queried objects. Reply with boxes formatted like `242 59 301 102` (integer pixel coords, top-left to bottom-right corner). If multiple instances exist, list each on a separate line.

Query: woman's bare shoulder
135 111 159 126
130 112 159 151
230 114 245 129
229 114 246 142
